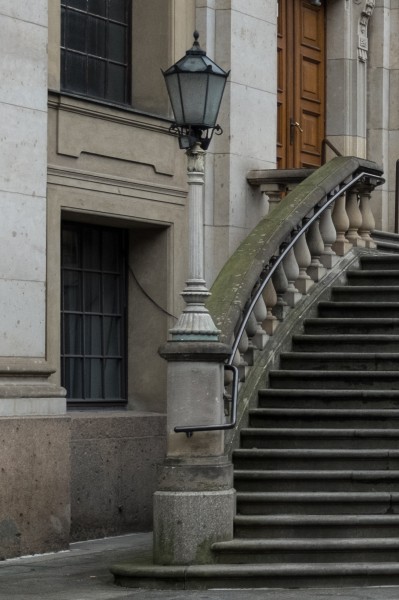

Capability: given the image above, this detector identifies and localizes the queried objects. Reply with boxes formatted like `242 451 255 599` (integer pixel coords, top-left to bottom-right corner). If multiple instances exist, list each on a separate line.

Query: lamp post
162 31 229 342
152 33 235 566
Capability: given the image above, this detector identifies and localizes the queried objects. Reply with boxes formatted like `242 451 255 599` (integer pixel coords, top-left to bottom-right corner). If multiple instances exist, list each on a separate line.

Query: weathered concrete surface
70 412 166 541
2 533 399 600
0 417 70 559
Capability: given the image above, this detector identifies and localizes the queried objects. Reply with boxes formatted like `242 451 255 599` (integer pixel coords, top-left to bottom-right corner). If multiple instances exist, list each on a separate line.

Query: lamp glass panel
204 75 226 127
165 73 184 124
179 73 207 125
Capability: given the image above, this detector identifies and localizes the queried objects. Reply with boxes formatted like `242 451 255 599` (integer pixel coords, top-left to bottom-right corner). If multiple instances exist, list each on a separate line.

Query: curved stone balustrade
207 157 384 408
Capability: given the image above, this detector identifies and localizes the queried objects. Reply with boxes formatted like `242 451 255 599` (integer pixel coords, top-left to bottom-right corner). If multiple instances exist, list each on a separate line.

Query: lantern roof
163 31 228 77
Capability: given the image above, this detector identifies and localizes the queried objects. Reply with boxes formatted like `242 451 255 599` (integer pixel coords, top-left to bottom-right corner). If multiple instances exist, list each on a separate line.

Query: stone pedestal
154 340 235 565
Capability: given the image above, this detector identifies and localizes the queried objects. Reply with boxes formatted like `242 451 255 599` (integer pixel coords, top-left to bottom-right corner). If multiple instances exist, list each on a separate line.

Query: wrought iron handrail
174 159 384 435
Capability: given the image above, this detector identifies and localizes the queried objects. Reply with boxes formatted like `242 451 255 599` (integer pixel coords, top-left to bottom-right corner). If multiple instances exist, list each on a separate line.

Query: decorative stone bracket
358 0 375 62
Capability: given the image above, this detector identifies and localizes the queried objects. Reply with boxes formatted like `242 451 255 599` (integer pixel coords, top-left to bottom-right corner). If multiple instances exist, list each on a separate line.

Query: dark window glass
65 10 87 52
88 16 106 57
108 22 126 62
63 51 87 94
88 0 106 16
87 57 106 98
107 63 126 103
109 0 126 22
61 222 127 407
61 0 130 104
68 0 87 9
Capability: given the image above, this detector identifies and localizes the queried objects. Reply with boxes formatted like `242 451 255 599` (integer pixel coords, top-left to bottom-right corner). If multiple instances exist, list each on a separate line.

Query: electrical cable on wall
128 265 177 320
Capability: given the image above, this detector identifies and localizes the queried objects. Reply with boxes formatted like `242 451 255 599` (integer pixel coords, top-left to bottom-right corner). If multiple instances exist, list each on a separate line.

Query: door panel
277 0 325 169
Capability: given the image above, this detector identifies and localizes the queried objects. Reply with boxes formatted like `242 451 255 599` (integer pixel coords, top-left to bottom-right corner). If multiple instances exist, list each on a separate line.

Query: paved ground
2 533 399 600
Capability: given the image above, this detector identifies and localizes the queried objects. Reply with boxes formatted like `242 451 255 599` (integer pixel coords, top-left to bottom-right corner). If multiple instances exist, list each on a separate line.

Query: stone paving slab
2 533 399 600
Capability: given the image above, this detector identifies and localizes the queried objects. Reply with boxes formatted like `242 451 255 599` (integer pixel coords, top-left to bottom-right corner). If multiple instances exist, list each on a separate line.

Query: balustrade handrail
174 156 384 435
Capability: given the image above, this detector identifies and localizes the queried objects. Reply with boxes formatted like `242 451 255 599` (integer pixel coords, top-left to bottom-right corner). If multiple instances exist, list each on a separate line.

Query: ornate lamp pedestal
153 143 235 565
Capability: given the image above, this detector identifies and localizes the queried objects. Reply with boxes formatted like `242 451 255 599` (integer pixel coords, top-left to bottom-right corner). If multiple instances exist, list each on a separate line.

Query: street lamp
162 31 230 150
150 32 234 567
162 31 230 342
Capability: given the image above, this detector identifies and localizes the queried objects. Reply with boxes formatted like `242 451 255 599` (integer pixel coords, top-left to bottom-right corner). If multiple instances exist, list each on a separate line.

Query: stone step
360 255 399 270
292 334 399 353
269 369 399 390
234 469 399 492
212 538 399 564
111 561 399 589
303 318 399 334
279 351 399 371
240 428 399 449
248 407 399 429
234 514 399 539
373 231 399 254
236 491 399 515
332 286 399 302
317 302 399 318
258 389 399 409
233 448 399 470
346 270 399 285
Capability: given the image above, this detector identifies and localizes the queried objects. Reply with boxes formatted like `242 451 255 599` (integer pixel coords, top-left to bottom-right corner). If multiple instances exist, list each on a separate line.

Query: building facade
0 0 397 558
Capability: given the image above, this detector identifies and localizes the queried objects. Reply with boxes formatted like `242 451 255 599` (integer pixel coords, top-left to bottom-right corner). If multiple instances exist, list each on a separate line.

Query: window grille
61 0 131 104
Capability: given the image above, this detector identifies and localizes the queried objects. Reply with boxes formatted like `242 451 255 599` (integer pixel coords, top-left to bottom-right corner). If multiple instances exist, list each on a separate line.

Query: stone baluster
237 329 249 380
260 183 285 213
294 229 314 294
306 215 327 282
272 263 290 320
319 202 338 269
252 296 268 350
263 280 279 335
244 312 259 367
346 190 365 247
357 183 377 248
283 247 302 306
332 193 352 256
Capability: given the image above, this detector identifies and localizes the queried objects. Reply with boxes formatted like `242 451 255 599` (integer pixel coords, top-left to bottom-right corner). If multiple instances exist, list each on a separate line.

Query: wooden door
277 0 325 169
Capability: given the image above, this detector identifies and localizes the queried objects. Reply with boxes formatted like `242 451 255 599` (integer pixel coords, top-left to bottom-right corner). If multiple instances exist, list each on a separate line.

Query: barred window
61 222 128 408
61 0 131 104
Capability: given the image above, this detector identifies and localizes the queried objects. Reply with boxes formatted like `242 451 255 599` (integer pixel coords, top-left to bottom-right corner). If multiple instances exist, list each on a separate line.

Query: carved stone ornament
358 0 375 62
187 142 205 174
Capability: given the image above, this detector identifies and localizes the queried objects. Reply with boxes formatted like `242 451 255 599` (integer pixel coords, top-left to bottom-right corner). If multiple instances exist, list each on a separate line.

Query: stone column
326 0 374 158
154 143 235 566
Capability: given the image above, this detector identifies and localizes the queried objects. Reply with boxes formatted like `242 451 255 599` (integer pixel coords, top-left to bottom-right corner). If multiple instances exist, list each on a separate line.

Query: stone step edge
333 286 399 291
234 469 399 479
234 448 399 457
241 428 399 436
258 389 399 397
212 538 399 551
318 301 399 307
234 515 399 525
249 408 399 417
111 561 399 583
237 491 399 501
280 352 399 360
348 270 399 275
269 369 399 378
305 318 399 323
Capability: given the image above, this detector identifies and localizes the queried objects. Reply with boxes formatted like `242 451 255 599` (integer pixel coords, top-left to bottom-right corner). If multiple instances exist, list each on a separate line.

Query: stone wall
70 413 166 541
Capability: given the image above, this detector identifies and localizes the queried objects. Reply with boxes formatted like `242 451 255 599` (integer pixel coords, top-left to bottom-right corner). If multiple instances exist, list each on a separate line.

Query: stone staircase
211 253 399 586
